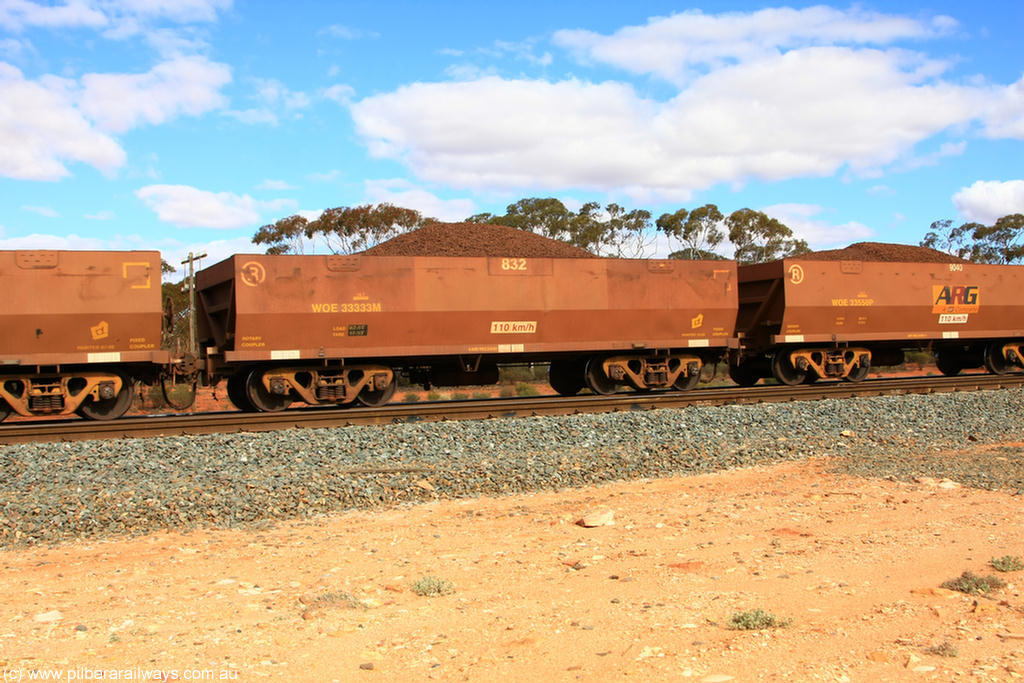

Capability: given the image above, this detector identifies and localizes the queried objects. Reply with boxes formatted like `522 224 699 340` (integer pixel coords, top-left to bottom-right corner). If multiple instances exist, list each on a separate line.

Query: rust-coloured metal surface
737 258 1024 346
0 250 166 366
197 255 738 363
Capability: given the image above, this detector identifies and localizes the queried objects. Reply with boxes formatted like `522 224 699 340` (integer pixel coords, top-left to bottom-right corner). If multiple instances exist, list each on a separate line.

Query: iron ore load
1 227 1023 422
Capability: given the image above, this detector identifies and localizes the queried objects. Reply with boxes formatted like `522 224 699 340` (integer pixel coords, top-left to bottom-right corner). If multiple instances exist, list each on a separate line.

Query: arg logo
932 285 980 314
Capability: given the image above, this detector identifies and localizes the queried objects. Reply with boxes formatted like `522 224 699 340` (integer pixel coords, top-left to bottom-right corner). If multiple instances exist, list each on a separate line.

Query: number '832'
501 258 528 271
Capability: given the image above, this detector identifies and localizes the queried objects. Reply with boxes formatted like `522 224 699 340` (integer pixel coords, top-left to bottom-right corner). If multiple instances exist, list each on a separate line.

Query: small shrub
450 391 469 400
727 608 791 630
401 392 422 403
410 576 454 597
471 391 491 399
515 382 540 397
498 385 517 398
925 641 958 658
426 390 442 401
990 555 1024 572
940 570 1006 595
308 590 363 609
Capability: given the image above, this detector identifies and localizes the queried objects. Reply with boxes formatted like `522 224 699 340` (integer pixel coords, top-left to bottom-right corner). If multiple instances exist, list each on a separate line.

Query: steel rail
1 373 1022 445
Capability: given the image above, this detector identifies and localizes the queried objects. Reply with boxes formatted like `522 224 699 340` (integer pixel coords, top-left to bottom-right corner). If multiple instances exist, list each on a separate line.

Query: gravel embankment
2 388 1022 547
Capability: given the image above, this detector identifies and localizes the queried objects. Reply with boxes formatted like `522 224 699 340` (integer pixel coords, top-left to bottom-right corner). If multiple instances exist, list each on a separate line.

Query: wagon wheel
76 375 136 421
934 350 962 377
802 369 820 384
673 368 701 391
0 399 9 423
548 359 586 396
226 372 256 411
771 349 807 386
843 361 870 383
584 358 618 395
245 369 291 412
728 362 761 387
357 374 397 407
984 343 1012 375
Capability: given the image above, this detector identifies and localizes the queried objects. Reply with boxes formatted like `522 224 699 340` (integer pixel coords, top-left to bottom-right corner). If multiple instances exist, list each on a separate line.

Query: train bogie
0 250 168 420
196 254 738 410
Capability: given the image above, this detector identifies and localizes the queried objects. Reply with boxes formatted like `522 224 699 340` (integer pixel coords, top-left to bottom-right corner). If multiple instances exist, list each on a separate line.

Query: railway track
1 373 1022 445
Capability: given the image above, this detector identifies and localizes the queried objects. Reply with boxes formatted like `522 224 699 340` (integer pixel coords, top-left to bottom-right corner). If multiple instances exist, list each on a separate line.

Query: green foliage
659 203 726 260
307 590 364 610
401 392 422 403
727 608 791 630
498 385 517 398
160 278 190 353
471 391 492 399
921 214 1024 264
726 208 808 265
450 391 469 400
499 364 548 382
426 390 442 401
477 197 654 257
940 570 1006 595
254 203 425 255
990 555 1024 572
515 382 541 396
410 576 454 597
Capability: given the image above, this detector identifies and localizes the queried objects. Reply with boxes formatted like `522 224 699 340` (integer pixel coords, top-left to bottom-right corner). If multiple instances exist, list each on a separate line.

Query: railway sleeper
786 348 871 382
0 373 129 419
257 365 395 408
600 355 702 392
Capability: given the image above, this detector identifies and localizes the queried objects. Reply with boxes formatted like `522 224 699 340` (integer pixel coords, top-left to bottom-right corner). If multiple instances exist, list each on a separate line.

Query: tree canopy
725 208 809 265
254 197 815 263
920 214 1024 264
253 204 425 255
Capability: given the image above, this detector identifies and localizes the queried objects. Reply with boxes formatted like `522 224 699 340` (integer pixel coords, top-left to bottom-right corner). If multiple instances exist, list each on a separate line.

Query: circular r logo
240 261 266 287
788 264 805 285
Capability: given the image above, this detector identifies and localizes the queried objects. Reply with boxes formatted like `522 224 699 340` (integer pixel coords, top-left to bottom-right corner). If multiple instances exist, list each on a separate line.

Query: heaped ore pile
361 222 595 258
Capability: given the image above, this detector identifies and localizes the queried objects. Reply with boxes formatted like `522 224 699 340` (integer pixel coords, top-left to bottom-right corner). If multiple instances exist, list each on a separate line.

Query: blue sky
1 0 1022 274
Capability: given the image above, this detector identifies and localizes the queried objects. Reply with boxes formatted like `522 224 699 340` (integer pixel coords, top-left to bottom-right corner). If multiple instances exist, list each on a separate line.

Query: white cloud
322 83 355 104
0 232 108 250
21 204 58 217
79 56 231 133
0 0 231 34
351 45 990 200
0 56 231 180
761 203 874 249
224 77 310 126
136 184 296 229
349 7 1022 199
256 179 296 191
553 6 956 85
0 62 125 180
0 0 107 31
981 74 1024 139
364 179 476 222
952 180 1024 224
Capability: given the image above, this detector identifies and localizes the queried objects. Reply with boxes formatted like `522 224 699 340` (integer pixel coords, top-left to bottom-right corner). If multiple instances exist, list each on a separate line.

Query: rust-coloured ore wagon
0 250 168 421
732 257 1024 385
196 254 738 411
